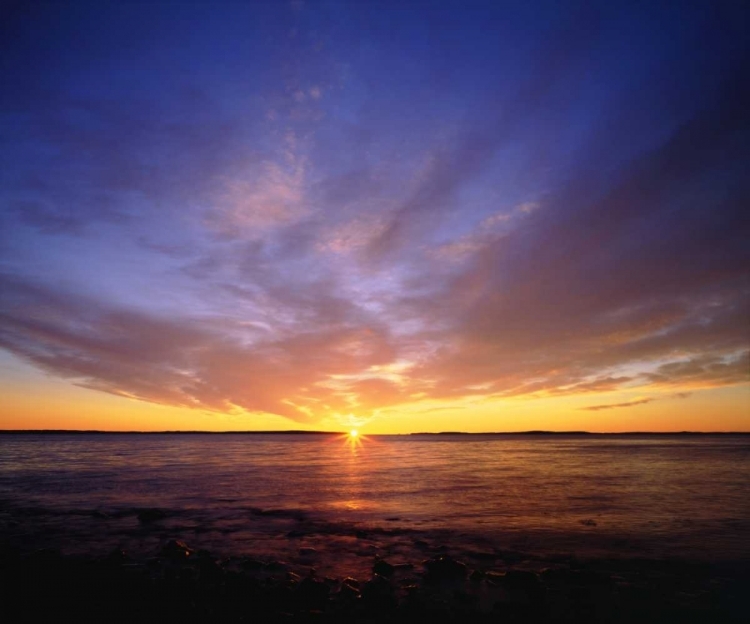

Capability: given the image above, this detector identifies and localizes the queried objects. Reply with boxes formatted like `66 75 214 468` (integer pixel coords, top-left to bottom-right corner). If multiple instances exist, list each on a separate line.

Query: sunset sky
1 1 748 433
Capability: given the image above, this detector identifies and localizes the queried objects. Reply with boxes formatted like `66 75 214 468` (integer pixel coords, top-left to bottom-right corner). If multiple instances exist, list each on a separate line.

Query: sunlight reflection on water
1 433 749 560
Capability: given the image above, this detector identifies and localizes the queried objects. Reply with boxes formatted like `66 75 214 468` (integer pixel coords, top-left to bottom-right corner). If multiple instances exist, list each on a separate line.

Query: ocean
1 432 748 579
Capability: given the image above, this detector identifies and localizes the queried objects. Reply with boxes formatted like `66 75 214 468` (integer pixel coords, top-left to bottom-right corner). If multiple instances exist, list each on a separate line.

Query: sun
343 428 365 450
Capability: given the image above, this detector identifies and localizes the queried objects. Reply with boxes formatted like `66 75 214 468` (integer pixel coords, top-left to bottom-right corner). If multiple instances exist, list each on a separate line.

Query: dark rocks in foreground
0 541 745 624
423 554 468 582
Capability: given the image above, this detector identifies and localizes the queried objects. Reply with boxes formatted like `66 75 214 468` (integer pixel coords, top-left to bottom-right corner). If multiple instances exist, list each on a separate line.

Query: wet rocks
470 569 486 582
105 547 129 563
372 559 395 577
0 539 743 624
296 576 330 610
160 539 193 560
394 562 414 571
503 569 544 601
423 555 468 582
196 553 222 578
265 560 290 572
505 569 540 586
240 557 266 571
338 581 360 600
484 570 505 583
361 574 397 612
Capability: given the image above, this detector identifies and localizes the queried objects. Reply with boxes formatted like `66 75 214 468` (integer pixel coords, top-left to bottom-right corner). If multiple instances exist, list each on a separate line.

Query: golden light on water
342 429 367 451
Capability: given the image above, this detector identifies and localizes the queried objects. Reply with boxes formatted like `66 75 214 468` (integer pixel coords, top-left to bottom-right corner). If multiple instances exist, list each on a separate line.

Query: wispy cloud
0 1 748 428
580 390 697 412
580 398 655 412
212 160 309 232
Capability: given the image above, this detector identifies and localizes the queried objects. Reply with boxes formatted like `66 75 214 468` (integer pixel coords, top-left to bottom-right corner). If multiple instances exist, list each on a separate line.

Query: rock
297 576 330 609
470 569 486 582
394 562 414 571
265 560 290 572
302 609 324 619
453 588 477 606
505 569 540 588
197 555 222 578
241 558 266 571
299 547 318 556
342 577 359 590
501 551 525 565
91 510 110 519
160 540 193 560
361 574 397 611
502 569 544 603
338 582 359 599
423 555 468 582
29 548 63 566
105 548 129 563
373 559 395 577
540 567 568 582
469 550 498 561
398 576 419 587
542 566 612 588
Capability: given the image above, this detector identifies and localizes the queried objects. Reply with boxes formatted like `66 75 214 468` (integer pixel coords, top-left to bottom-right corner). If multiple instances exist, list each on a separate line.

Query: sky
0 0 748 433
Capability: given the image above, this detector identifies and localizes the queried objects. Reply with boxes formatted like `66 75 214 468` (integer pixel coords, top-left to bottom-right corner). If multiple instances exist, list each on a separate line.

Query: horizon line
0 429 748 436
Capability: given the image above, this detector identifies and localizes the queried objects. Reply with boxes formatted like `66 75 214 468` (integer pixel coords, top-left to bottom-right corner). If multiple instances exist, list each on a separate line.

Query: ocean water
1 433 749 575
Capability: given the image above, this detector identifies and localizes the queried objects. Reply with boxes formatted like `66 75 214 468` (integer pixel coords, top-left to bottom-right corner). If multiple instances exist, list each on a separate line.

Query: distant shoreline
0 429 748 436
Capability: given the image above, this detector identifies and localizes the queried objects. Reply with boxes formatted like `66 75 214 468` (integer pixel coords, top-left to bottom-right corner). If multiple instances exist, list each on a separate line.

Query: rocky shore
2 535 745 623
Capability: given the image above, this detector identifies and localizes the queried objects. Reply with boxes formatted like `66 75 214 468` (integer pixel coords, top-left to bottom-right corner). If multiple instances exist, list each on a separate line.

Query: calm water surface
1 434 749 566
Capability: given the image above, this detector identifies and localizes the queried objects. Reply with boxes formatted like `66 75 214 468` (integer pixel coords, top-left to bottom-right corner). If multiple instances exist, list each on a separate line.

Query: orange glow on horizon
0 354 748 434
342 429 370 450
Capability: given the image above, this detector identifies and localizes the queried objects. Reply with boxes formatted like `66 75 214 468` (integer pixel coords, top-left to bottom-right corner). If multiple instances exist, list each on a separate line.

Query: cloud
317 214 389 254
580 389 699 412
672 392 693 400
1 1 748 428
0 274 399 422
211 161 309 232
644 353 750 388
580 398 655 412
400 61 750 398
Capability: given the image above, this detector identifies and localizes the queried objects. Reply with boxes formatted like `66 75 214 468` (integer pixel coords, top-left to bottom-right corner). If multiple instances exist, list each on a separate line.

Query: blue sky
1 1 748 430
